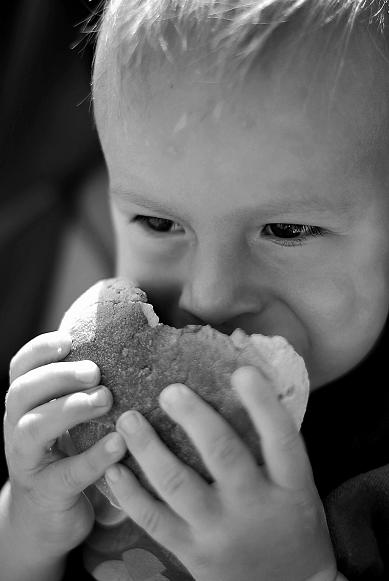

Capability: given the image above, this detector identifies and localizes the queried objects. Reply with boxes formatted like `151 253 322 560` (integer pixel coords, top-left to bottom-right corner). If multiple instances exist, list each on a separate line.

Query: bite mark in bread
60 278 309 507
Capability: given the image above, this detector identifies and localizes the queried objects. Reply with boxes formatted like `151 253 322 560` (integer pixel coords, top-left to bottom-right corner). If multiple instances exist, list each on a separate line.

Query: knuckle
137 505 162 536
130 425 154 452
208 431 241 466
9 333 66 384
277 427 299 453
6 374 27 405
62 464 83 492
9 354 19 383
4 381 18 417
159 464 188 496
5 428 24 459
82 447 102 479
191 551 213 572
28 332 55 352
17 413 41 444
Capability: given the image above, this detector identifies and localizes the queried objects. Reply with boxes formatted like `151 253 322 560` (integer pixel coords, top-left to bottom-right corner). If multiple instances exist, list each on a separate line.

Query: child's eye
133 215 184 234
263 223 325 246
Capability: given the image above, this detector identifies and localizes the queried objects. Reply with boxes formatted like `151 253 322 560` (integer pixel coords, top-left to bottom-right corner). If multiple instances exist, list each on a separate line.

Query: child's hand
3 332 127 561
106 366 339 581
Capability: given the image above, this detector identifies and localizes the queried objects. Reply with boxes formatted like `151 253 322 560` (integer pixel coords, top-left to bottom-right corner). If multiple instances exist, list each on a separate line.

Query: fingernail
160 383 190 406
117 411 142 434
75 361 99 384
105 433 124 454
56 333 72 356
231 366 263 387
106 465 122 483
57 345 67 357
87 386 110 406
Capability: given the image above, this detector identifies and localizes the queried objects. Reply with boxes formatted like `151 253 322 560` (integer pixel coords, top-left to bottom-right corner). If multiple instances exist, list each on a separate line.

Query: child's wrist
1 481 66 581
2 480 68 563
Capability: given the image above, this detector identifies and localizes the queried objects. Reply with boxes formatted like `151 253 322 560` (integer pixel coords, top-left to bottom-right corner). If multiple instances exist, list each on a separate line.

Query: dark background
0 0 113 485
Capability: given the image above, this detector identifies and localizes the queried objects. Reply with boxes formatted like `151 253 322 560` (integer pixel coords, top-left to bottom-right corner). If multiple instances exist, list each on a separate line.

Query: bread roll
60 278 309 507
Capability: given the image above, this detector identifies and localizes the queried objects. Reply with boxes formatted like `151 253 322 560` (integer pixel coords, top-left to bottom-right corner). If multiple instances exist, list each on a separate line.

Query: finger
159 383 262 494
5 360 100 424
9 331 72 383
11 386 112 470
42 432 128 500
105 462 189 549
116 411 214 524
231 366 313 491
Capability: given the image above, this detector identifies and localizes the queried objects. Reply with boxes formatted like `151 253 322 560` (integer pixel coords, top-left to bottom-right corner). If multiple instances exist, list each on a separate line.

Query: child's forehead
100 25 389 156
95 18 389 207
101 51 389 216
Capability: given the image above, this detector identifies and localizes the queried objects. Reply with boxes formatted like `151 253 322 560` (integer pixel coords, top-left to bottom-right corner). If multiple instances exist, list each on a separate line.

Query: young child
1 0 389 579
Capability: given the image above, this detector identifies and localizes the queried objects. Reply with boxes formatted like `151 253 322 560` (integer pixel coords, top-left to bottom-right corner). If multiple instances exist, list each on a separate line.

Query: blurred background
0 0 114 484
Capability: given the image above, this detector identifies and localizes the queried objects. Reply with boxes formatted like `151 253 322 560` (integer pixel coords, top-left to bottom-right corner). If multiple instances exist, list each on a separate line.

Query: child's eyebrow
110 186 356 222
111 188 184 217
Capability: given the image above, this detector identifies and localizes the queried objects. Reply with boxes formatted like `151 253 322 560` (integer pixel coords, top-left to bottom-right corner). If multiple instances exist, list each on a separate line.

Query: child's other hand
4 332 127 560
106 366 338 581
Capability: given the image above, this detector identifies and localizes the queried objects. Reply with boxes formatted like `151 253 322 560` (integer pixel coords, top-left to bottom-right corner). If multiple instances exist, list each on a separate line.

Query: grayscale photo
1 1 389 580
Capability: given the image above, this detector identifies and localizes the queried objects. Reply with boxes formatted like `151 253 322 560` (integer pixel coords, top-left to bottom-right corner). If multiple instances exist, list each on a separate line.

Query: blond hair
91 0 388 112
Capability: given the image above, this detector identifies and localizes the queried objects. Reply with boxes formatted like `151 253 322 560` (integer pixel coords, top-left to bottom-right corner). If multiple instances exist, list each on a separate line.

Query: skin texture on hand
2 332 127 571
105 366 339 581
1 331 346 581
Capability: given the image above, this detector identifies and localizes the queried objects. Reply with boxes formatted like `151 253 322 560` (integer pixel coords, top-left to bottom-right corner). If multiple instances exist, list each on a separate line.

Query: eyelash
133 215 184 234
133 215 326 246
262 223 325 246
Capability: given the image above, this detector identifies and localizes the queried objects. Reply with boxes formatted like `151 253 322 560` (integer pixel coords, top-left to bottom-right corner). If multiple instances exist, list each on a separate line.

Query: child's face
96 35 389 390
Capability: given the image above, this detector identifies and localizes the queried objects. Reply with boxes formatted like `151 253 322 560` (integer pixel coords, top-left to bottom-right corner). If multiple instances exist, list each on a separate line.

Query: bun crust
60 278 309 507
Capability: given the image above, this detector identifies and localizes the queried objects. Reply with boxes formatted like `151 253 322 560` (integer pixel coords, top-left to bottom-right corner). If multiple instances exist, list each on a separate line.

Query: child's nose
178 246 260 327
